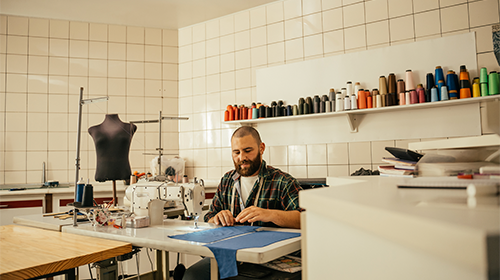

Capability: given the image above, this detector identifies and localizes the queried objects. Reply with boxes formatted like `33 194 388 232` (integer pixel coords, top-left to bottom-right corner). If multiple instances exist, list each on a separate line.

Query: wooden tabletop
0 224 132 280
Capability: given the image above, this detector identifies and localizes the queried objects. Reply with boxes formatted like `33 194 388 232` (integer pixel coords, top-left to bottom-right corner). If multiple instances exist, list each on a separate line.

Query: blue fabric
205 231 301 279
169 226 260 243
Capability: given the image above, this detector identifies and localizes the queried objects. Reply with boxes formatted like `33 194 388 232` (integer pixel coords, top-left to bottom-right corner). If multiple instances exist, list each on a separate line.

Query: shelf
224 95 500 133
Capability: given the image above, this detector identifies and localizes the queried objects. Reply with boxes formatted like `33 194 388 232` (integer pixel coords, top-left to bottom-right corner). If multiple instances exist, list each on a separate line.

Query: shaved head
231 126 262 145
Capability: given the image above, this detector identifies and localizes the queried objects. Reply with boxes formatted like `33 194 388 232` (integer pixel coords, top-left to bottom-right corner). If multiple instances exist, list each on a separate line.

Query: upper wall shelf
223 95 500 133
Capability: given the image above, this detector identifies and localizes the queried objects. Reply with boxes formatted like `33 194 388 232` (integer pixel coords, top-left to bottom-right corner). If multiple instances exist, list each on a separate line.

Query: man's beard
234 152 262 176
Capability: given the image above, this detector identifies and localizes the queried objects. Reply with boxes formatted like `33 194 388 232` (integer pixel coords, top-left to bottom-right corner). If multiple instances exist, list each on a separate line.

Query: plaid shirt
204 160 303 227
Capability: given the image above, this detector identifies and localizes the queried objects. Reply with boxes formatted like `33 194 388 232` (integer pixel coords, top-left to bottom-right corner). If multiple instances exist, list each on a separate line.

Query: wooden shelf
224 95 500 133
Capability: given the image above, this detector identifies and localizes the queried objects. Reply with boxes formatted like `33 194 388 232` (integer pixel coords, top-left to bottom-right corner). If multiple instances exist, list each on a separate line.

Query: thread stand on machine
130 111 189 182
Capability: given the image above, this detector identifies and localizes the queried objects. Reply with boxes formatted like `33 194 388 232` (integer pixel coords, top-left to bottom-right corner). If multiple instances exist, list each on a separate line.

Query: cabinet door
0 199 43 226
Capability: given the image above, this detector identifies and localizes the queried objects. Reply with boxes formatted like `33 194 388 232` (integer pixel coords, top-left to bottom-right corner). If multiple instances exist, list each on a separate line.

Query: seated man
182 126 302 280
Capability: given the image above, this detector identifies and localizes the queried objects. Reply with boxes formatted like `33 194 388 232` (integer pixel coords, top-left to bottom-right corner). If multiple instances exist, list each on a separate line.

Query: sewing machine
124 179 205 226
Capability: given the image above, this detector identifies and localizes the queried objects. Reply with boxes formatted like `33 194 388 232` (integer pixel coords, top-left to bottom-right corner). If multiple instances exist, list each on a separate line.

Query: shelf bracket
346 113 358 133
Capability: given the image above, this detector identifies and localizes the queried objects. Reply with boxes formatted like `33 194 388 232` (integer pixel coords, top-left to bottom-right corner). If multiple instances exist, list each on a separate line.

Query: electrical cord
146 248 154 272
136 252 140 280
88 264 94 280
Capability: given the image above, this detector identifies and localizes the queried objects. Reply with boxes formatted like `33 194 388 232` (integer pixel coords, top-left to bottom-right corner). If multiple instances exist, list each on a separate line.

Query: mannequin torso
88 114 137 182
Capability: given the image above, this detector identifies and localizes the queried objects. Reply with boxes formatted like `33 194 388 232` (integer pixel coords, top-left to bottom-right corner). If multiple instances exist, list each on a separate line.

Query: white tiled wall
178 0 500 180
0 15 179 184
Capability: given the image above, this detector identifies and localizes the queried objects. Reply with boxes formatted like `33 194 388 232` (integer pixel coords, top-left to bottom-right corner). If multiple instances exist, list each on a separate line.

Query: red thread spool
224 110 229 121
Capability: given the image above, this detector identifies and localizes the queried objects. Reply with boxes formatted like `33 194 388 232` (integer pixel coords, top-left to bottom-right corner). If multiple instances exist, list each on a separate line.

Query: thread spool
366 90 373 109
303 102 310 114
405 91 411 105
409 90 418 104
328 89 335 110
459 65 471 90
265 106 272 118
405 70 415 91
371 89 379 108
354 82 361 98
292 105 298 115
258 105 265 118
489 71 499 95
388 73 397 105
350 94 357 110
242 106 248 119
459 81 471 99
234 106 240 120
285 105 291 116
313 95 320 113
397 79 405 105
358 89 366 109
81 182 94 207
472 79 480 98
298 98 305 114
480 67 488 84
247 108 252 119
320 100 326 113
346 82 353 98
344 96 351 110
325 101 331 112
252 108 258 119
375 93 382 108
481 83 489 96
371 89 376 108
335 92 343 111
224 110 229 121
446 71 459 99
306 97 313 113
441 85 449 101
431 87 439 102
384 94 391 107
378 76 387 107
435 66 445 98
416 85 425 103
76 178 85 203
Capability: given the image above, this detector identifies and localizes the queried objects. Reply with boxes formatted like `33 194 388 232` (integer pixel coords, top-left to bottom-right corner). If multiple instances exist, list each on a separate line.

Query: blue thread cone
431 87 439 102
441 85 449 101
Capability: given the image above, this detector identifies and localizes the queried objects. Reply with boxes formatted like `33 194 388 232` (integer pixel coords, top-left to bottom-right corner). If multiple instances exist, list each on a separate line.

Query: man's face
231 134 265 177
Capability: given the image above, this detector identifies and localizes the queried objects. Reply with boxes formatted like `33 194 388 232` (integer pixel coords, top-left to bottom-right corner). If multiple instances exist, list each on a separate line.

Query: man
181 126 302 280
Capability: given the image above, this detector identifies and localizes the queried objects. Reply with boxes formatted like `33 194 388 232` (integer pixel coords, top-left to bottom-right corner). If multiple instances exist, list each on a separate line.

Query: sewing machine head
125 179 205 221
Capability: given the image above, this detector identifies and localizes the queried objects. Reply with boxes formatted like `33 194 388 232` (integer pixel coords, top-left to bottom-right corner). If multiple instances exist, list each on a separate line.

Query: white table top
301 176 499 274
62 219 301 264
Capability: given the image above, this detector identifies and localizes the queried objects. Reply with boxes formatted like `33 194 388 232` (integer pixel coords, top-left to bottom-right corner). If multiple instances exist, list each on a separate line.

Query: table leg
156 250 169 280
210 257 218 280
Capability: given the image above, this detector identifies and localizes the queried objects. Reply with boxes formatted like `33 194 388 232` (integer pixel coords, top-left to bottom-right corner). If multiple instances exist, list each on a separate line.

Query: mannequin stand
112 180 117 206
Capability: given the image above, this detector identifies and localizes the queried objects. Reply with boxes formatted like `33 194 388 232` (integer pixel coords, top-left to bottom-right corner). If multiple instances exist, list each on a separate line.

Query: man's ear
260 142 266 155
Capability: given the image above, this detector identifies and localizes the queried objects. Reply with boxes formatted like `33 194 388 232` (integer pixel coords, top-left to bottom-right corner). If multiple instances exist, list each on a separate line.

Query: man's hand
208 210 235 226
235 206 273 224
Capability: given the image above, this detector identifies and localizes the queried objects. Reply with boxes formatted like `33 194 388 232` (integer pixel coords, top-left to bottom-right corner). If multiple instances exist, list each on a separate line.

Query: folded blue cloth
205 231 301 279
168 226 260 243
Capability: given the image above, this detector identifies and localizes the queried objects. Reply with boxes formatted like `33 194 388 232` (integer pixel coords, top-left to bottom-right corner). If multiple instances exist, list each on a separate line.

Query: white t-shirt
239 175 259 205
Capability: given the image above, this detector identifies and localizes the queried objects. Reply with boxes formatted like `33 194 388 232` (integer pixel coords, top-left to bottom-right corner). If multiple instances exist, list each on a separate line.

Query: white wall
0 16 179 184
177 0 500 180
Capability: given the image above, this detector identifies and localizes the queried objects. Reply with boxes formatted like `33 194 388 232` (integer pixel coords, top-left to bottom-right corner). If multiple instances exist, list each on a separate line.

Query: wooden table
0 225 132 280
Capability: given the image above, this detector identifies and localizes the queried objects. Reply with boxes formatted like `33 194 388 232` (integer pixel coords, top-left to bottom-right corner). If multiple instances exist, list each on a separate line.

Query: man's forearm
270 210 301 229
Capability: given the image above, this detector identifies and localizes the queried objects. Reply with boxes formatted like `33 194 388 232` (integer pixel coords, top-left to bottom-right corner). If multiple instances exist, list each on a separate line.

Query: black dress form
88 114 137 182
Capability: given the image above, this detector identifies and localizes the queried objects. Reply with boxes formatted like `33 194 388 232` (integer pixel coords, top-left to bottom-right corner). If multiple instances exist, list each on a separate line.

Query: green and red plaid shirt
204 160 303 227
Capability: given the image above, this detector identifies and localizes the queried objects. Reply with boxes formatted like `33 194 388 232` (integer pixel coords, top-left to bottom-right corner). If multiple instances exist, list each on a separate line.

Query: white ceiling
0 0 280 29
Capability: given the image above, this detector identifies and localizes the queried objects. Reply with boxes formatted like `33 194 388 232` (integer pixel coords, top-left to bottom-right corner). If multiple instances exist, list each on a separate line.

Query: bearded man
181 126 302 280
